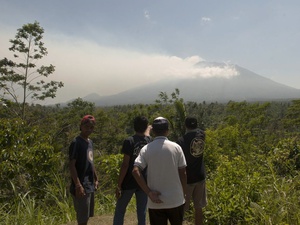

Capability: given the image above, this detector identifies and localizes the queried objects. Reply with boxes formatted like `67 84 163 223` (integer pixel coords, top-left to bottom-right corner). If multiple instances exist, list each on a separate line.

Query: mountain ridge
79 63 300 106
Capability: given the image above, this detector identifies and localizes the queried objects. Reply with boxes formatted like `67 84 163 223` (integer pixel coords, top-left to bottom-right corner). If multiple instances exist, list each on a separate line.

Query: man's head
81 115 96 125
134 116 149 133
185 117 197 130
152 117 169 136
80 115 96 131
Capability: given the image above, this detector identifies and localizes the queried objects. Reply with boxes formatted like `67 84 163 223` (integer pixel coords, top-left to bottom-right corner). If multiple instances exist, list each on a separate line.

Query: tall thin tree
0 21 64 119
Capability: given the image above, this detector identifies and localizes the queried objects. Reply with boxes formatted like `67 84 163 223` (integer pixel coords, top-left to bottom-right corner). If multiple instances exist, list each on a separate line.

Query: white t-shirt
134 136 187 209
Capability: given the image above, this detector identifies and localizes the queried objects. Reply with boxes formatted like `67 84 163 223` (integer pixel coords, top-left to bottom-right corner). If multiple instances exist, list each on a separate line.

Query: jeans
113 188 148 225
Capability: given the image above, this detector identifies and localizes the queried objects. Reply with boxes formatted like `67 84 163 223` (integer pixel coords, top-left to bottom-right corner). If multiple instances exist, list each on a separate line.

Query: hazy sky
1 0 300 104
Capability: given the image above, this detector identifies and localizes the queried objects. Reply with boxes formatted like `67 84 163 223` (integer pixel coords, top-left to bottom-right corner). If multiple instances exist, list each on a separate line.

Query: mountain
83 63 300 106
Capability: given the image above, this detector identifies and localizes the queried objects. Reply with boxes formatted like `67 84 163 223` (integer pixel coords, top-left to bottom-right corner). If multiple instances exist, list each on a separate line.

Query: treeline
1 92 300 224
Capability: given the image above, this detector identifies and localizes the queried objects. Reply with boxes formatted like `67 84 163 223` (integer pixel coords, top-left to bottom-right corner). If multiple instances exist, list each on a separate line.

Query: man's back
135 136 186 209
178 129 206 184
121 134 151 189
133 117 187 225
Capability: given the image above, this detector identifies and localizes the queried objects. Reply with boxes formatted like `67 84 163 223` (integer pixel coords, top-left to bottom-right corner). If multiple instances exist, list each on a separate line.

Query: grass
2 178 193 225
4 162 300 225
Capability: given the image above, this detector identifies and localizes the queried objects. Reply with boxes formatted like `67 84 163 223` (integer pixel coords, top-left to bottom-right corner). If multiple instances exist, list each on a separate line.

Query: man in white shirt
133 117 187 225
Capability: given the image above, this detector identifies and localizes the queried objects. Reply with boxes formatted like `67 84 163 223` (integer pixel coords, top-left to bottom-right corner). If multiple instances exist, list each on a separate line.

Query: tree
283 99 300 134
155 88 186 139
0 21 63 119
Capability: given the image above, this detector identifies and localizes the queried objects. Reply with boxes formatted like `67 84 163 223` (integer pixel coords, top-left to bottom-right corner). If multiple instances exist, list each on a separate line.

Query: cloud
144 10 150 20
232 16 240 20
194 64 239 78
201 17 212 23
162 57 238 79
1 28 239 104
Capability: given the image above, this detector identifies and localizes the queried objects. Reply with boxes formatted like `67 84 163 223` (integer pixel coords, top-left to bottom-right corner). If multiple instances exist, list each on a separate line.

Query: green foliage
0 117 63 201
42 173 74 222
206 156 263 225
203 129 223 174
1 174 74 225
283 99 300 134
270 138 300 176
1 94 300 225
93 154 124 215
247 162 300 225
154 88 186 140
98 154 123 191
195 101 300 224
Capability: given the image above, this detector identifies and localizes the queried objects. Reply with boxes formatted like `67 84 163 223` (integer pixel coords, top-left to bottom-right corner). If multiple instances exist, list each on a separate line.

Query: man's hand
94 180 99 190
115 187 122 199
75 185 85 198
148 190 163 203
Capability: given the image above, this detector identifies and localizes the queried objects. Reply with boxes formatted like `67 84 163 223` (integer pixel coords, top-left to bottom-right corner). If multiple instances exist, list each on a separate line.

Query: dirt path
64 214 141 225
63 213 192 225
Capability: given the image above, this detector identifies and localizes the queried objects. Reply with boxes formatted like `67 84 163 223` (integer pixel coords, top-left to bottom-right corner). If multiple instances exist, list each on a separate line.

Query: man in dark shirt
69 115 99 225
113 116 152 225
177 117 207 225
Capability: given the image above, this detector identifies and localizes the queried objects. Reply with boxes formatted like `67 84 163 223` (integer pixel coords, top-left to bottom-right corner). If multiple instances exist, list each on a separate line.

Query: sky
1 0 300 104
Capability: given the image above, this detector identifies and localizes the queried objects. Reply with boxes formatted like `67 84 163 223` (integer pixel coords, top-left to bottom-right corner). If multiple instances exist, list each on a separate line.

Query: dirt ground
64 214 138 225
63 213 192 225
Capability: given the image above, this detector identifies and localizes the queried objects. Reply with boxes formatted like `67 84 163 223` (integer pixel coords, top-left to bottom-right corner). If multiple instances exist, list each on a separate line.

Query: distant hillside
82 63 300 106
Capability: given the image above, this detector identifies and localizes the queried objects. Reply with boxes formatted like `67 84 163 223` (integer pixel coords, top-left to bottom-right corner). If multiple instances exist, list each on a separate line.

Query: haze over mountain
79 62 300 106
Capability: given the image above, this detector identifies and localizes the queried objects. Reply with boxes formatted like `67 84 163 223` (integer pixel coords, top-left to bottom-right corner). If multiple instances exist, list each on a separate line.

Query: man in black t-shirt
113 116 152 225
69 115 99 225
177 117 207 225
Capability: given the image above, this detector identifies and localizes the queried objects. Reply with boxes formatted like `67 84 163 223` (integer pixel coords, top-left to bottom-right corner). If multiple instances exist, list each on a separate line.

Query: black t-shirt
177 129 206 184
121 134 152 190
69 136 95 195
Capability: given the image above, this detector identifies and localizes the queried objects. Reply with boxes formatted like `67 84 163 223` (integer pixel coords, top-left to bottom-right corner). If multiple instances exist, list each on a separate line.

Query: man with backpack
113 116 152 225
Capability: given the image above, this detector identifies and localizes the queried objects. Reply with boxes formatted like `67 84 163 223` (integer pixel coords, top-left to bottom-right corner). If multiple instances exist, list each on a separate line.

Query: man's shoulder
128 135 152 144
125 135 134 142
185 129 205 138
70 136 81 144
177 136 184 144
123 135 151 153
69 136 85 157
165 139 182 148
124 135 138 143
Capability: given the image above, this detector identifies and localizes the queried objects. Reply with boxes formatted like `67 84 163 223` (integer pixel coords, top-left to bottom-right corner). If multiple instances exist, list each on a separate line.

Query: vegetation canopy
0 92 300 224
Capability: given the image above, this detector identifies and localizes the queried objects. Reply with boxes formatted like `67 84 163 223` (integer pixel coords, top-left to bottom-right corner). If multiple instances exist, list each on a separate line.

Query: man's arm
69 159 85 197
93 164 99 190
144 125 152 136
115 154 130 198
132 166 163 203
132 166 150 193
178 167 187 197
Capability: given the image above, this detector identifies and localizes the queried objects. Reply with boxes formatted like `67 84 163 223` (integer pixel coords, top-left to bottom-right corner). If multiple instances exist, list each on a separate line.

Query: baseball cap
185 117 197 129
81 115 96 125
152 117 169 131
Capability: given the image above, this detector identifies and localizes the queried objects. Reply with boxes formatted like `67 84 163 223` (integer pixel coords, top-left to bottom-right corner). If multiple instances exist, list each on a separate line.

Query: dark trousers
148 204 184 225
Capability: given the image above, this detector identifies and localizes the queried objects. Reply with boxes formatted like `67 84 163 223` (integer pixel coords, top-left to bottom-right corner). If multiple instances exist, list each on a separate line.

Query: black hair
152 117 169 134
185 117 198 129
152 128 168 136
134 116 149 133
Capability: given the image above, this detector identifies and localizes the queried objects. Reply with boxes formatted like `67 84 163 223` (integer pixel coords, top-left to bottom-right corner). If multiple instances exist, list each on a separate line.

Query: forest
1 91 300 225
1 21 300 225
